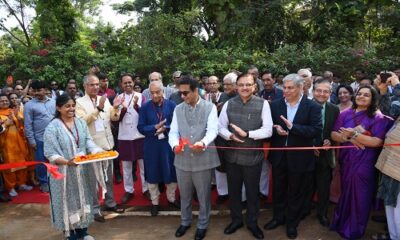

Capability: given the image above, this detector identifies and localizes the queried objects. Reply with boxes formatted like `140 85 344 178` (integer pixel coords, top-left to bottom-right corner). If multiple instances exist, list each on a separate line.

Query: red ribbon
177 137 400 151
0 162 64 180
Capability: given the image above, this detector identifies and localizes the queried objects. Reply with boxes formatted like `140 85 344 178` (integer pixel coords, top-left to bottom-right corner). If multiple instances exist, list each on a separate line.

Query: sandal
103 205 125 213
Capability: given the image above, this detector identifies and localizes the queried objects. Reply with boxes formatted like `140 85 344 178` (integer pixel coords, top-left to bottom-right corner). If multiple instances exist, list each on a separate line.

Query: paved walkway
0 203 385 239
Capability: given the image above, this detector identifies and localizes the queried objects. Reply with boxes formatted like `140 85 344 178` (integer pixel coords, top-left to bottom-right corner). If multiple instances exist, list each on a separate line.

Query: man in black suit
264 73 322 239
311 79 340 227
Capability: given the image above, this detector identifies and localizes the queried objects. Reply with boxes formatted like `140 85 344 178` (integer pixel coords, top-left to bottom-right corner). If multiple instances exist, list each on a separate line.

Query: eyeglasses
15 88 23 90
314 89 331 94
179 91 191 96
206 82 218 85
51 83 57 86
237 83 254 88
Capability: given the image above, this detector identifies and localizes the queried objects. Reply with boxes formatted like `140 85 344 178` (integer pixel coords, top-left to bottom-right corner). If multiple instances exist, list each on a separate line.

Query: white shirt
169 98 218 148
218 99 273 141
117 92 144 140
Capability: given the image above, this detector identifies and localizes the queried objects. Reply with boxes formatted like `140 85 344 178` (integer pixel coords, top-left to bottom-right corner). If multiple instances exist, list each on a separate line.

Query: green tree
35 0 78 43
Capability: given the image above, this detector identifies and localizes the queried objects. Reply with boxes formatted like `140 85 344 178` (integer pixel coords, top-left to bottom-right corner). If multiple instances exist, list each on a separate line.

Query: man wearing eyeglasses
169 75 220 240
218 73 273 239
309 79 339 227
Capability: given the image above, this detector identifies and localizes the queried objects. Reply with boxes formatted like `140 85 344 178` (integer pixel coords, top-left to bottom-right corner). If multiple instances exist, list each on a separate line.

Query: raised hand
229 123 247 137
274 124 288 136
98 95 107 110
280 115 293 129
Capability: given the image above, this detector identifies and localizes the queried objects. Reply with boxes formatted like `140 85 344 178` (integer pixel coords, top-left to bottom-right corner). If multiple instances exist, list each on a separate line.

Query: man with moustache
138 81 179 216
219 73 273 239
264 73 322 239
75 74 123 222
214 72 238 203
24 80 56 193
169 75 220 240
112 74 148 204
310 79 339 227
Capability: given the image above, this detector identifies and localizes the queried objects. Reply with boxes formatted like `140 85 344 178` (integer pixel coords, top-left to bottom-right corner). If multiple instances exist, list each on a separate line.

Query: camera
380 71 391 83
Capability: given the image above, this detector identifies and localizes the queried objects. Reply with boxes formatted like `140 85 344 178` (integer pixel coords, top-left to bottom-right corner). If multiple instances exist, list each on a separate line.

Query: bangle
351 131 360 140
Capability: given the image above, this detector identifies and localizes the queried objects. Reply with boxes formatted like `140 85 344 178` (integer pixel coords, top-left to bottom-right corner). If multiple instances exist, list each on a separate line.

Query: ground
0 203 385 240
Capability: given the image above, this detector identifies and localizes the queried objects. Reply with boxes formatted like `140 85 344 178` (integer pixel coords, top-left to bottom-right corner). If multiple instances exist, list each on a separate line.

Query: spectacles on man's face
179 91 191 96
15 88 23 91
314 89 331 94
51 83 57 86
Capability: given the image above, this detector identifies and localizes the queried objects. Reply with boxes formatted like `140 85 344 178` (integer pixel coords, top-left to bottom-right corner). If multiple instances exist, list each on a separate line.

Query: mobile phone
380 71 391 83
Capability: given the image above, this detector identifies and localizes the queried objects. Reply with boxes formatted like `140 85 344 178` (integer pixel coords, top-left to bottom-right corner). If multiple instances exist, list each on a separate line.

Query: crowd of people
0 65 400 240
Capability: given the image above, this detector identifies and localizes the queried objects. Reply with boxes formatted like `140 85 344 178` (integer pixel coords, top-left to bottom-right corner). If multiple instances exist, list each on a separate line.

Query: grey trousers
176 168 212 229
92 161 117 214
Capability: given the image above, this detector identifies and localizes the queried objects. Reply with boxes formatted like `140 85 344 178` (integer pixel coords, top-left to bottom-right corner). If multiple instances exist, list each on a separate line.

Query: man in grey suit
169 75 220 240
311 79 340 226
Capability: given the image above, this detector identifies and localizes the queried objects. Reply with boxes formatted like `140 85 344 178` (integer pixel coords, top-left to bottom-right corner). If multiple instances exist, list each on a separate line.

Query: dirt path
0 204 385 239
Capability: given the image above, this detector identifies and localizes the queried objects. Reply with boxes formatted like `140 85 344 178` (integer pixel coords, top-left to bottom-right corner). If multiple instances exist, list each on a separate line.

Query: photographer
376 71 400 118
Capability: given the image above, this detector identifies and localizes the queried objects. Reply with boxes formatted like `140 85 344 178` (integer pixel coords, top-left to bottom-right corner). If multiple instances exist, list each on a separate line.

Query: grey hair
82 74 98 85
149 80 164 91
223 72 238 84
324 71 333 77
297 68 312 77
248 65 258 73
148 72 163 83
283 73 304 87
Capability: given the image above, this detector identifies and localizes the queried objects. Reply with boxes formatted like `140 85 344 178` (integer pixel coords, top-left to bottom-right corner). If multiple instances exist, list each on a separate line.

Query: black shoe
175 225 190 237
224 222 244 234
0 194 11 202
194 228 207 240
301 210 311 220
263 219 285 230
120 192 134 204
94 213 105 223
150 204 159 216
317 215 330 227
259 192 268 200
371 215 387 223
286 226 297 239
103 205 125 213
216 194 228 204
143 190 151 200
168 200 181 209
247 226 264 239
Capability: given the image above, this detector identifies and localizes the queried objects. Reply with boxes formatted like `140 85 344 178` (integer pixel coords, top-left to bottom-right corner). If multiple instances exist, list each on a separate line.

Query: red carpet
9 166 273 206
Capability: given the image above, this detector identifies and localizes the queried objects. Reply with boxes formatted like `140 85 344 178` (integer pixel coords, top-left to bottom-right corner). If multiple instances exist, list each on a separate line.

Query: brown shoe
121 192 134 204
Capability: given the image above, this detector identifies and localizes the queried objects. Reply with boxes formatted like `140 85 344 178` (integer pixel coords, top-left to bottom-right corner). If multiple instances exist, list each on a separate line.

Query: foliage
35 0 79 44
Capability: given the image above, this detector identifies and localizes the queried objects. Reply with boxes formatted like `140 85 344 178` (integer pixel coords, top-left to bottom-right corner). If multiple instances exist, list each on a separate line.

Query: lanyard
60 118 79 146
123 93 134 109
152 100 164 121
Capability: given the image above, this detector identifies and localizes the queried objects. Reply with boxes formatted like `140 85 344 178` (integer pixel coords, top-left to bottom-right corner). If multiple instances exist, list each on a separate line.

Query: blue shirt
285 95 303 123
259 87 283 102
23 97 56 145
